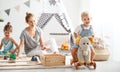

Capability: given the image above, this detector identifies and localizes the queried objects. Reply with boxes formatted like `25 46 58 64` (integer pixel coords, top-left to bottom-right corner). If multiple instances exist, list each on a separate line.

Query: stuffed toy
74 37 96 69
88 36 94 45
76 36 94 45
93 37 104 48
77 37 91 64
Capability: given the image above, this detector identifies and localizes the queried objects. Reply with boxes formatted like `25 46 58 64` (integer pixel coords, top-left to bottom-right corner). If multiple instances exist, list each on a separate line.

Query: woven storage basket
94 48 110 61
41 54 65 66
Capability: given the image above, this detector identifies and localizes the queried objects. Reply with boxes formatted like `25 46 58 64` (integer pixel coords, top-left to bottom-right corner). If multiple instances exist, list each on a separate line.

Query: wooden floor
0 60 120 72
0 55 120 72
0 49 120 72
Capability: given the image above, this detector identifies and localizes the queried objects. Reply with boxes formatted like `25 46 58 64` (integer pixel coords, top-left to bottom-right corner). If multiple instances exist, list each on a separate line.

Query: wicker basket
94 48 110 61
41 54 65 66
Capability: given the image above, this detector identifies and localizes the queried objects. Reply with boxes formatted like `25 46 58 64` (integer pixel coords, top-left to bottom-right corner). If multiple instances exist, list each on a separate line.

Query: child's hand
76 35 81 45
15 53 20 60
53 51 59 54
10 49 16 54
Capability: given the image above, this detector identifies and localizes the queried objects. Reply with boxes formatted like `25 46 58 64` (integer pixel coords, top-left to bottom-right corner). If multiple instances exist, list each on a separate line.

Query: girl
0 22 19 56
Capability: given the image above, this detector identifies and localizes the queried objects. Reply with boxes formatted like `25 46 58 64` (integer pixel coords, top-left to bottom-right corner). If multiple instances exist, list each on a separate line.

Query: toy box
41 54 65 66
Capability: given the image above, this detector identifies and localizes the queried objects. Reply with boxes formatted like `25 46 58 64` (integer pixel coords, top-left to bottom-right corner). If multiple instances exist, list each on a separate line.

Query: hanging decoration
49 0 56 6
36 0 40 2
5 9 10 16
24 0 30 8
15 5 20 13
0 0 31 16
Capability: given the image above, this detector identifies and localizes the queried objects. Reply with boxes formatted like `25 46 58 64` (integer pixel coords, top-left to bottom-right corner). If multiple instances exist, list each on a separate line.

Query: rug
0 55 72 70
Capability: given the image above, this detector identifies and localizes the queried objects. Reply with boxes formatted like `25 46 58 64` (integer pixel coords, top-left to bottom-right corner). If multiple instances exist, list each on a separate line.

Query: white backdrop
90 0 120 61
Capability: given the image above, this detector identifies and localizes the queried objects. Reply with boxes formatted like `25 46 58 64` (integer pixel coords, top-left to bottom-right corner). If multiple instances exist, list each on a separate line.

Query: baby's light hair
81 11 90 19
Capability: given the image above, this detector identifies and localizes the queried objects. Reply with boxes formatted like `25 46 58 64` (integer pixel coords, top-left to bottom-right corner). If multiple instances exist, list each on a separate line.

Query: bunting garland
49 0 56 6
36 0 40 2
0 0 34 16
15 5 20 13
5 9 10 16
0 0 60 16
24 0 30 8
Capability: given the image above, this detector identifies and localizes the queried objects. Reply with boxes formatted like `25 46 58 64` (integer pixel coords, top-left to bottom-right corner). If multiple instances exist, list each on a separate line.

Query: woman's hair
81 11 89 19
25 12 34 22
4 22 12 32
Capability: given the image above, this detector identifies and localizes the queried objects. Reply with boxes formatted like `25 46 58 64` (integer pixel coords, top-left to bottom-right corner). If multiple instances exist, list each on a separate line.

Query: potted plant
0 18 4 22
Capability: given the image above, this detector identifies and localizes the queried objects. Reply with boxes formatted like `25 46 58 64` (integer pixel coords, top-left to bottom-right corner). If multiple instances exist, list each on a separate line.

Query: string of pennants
0 0 40 16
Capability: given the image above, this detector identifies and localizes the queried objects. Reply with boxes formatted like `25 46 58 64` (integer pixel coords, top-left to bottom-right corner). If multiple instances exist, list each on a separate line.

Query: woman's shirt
20 26 42 54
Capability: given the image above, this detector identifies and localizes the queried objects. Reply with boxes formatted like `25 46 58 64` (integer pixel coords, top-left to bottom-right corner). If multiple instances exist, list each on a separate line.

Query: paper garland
5 9 10 16
24 0 30 8
0 0 34 16
15 5 20 13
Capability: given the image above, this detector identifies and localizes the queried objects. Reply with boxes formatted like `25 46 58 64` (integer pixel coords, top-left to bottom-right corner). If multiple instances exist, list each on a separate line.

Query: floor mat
0 56 72 70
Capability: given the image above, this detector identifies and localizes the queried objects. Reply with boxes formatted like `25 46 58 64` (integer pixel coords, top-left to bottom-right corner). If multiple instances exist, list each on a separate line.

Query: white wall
90 0 120 61
62 0 80 30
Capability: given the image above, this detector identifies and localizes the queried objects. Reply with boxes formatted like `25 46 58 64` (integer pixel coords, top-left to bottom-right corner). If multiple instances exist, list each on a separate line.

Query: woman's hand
41 45 46 50
16 55 20 59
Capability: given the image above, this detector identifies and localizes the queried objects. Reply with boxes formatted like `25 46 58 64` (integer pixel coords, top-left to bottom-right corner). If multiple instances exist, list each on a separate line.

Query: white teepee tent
37 0 73 46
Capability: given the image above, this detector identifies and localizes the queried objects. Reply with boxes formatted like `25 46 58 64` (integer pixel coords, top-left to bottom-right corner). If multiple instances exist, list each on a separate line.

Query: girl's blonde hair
25 12 34 22
4 22 12 32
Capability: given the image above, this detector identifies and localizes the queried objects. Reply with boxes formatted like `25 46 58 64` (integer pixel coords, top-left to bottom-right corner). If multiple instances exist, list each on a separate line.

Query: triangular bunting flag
15 5 20 13
36 0 40 2
5 9 10 16
24 0 30 8
49 0 56 6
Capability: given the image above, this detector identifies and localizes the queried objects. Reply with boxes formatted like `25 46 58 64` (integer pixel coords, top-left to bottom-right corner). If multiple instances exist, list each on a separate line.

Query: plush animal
76 36 94 45
75 37 96 69
77 37 91 64
93 37 104 48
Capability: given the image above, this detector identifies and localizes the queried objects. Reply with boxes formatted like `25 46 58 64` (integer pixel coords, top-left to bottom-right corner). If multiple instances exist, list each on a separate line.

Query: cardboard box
41 54 65 66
